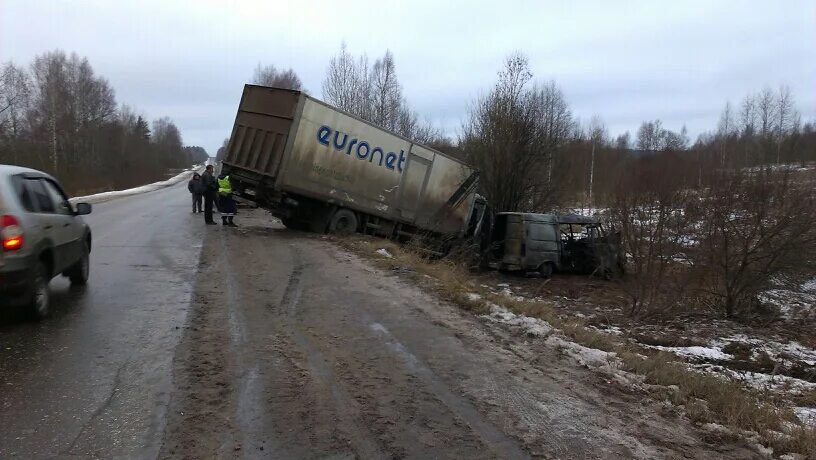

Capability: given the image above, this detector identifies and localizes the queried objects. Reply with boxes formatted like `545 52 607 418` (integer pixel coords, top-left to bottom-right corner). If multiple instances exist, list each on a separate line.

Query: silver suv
0 165 92 318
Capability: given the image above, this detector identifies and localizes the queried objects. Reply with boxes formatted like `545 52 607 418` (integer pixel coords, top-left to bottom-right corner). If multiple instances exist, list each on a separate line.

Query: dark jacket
201 170 218 195
188 177 206 194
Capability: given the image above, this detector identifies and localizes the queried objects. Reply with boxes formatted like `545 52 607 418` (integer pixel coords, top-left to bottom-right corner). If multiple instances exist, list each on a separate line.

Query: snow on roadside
69 165 201 205
692 364 816 394
794 407 816 427
481 303 554 337
478 301 627 376
375 249 393 259
718 335 816 367
648 345 734 361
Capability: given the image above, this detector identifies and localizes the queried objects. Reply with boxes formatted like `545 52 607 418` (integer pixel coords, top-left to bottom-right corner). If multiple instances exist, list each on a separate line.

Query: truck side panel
279 98 412 222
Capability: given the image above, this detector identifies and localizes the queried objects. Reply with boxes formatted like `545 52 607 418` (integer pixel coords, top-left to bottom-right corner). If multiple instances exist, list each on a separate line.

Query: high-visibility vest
218 176 232 195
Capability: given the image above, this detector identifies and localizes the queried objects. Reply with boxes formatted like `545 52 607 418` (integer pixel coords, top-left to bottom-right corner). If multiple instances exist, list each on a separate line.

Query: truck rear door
224 86 300 179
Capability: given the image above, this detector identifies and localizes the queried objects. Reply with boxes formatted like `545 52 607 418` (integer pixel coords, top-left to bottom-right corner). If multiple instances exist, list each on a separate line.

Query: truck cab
489 212 622 278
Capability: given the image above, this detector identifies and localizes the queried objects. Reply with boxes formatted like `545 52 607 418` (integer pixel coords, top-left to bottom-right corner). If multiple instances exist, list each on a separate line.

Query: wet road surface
0 181 205 459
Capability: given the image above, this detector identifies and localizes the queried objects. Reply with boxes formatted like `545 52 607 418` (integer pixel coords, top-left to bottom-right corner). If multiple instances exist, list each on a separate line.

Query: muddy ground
158 209 759 459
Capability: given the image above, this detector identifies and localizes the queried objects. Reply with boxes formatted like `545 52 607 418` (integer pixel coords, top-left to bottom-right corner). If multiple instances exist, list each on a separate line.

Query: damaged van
488 213 623 278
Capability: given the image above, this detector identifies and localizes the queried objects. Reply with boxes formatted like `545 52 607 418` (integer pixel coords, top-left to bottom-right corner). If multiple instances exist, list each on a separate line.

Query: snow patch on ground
794 407 816 427
693 364 816 393
70 165 200 204
592 325 623 335
481 303 553 337
479 303 626 375
760 288 816 319
375 249 393 259
466 293 482 301
719 335 816 367
648 345 734 361
548 335 618 369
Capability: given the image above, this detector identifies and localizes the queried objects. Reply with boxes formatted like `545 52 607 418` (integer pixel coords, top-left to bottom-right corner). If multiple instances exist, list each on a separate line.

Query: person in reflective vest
217 173 238 227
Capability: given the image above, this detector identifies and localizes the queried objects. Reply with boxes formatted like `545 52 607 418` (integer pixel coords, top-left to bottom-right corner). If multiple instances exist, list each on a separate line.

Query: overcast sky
2 0 814 154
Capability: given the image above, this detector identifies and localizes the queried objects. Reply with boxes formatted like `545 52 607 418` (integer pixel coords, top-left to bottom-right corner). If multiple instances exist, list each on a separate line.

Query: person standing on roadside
217 172 238 227
201 165 218 225
187 172 205 213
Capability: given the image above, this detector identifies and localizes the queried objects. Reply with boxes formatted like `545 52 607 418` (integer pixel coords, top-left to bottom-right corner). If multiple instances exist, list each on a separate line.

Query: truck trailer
221 85 486 240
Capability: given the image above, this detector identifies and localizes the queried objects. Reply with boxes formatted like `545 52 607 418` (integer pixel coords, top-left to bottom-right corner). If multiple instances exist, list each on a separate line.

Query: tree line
0 50 207 195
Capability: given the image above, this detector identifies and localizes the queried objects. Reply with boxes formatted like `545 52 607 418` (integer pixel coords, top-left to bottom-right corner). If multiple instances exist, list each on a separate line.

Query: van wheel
538 262 554 278
29 262 51 319
67 247 90 286
328 209 358 235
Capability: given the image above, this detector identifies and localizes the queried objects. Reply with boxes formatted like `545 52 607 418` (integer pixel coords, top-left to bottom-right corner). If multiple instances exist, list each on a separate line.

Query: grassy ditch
333 235 816 458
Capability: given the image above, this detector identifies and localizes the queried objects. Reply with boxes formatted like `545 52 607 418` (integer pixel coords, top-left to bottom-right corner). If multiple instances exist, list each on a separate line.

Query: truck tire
67 246 90 286
29 262 51 319
328 209 358 235
538 262 554 278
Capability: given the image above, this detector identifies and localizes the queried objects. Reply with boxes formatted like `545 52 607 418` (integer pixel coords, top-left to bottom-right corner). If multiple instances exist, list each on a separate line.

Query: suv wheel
67 247 90 286
30 262 50 319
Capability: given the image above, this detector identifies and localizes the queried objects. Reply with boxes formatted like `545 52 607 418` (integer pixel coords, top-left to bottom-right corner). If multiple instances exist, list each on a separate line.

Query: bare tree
322 42 365 114
0 63 32 161
636 119 665 151
610 184 696 318
370 50 402 131
321 43 437 142
693 170 816 316
461 53 573 213
252 64 302 90
664 125 689 151
615 131 631 150
717 101 736 167
774 85 797 164
586 116 607 209
756 86 776 138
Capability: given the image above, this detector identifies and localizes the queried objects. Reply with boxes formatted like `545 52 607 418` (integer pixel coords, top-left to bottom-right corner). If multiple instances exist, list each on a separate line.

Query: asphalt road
0 180 205 459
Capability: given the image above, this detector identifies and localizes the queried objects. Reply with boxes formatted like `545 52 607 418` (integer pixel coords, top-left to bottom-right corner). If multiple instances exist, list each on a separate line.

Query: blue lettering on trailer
317 125 406 172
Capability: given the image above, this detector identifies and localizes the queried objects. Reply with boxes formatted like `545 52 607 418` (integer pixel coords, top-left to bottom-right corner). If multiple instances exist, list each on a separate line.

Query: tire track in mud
278 245 385 459
158 244 235 459
365 319 529 459
284 241 529 458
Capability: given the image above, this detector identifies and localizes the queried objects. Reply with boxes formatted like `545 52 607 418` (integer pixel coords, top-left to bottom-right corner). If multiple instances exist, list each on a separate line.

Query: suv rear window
11 175 36 212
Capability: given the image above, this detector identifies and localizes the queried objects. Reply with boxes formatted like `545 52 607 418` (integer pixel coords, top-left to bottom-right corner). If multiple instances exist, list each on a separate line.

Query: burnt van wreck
488 213 623 278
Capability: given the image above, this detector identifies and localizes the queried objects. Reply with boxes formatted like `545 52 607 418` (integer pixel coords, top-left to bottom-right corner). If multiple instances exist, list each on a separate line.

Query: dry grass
335 234 816 458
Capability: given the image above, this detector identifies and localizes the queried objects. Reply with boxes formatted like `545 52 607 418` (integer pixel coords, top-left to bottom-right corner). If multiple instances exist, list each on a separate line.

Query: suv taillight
1 215 24 251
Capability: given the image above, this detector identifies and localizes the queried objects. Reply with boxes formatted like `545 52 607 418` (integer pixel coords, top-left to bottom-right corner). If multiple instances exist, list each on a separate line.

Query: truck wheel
328 209 358 235
29 262 51 319
67 246 90 286
538 262 554 278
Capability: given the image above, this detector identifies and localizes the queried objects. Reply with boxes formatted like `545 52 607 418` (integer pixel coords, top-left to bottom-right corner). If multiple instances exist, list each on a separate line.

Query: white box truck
222 85 486 239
